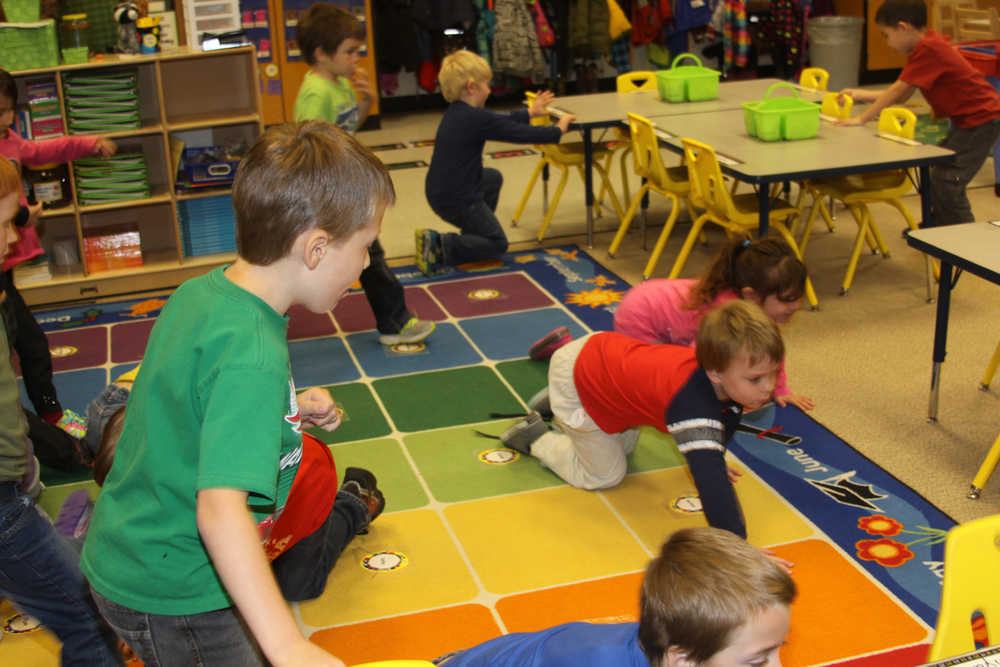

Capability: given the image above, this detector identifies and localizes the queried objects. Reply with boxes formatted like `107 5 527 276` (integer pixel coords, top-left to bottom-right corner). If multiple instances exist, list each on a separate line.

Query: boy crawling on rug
433 526 796 666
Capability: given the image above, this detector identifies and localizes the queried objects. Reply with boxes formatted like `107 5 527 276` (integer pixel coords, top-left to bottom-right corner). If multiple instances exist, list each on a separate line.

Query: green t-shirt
81 267 302 615
293 70 359 133
0 317 27 483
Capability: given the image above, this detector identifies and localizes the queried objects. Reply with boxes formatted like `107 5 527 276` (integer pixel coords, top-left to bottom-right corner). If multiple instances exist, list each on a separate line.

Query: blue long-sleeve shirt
425 100 561 214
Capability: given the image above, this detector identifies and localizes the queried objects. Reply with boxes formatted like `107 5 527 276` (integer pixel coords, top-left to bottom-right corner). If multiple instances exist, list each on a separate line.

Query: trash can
807 16 865 92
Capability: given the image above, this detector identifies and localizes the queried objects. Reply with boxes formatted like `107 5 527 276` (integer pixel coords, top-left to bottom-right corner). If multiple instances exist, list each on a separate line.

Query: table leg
918 164 931 226
583 127 594 249
758 184 771 237
928 261 953 423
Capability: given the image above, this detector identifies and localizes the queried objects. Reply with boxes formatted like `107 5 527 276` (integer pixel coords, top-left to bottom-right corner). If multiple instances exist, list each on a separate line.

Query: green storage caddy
656 53 721 103
0 20 58 71
742 82 821 141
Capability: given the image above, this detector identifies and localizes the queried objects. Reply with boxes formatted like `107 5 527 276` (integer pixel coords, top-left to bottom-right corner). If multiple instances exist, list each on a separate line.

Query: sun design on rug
546 248 579 261
514 254 537 263
856 538 915 567
565 287 624 308
586 275 618 287
468 288 502 301
49 345 78 358
858 515 903 536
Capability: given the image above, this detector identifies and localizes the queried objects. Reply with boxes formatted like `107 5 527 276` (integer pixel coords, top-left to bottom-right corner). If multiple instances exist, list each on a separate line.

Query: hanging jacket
493 0 548 79
569 0 611 55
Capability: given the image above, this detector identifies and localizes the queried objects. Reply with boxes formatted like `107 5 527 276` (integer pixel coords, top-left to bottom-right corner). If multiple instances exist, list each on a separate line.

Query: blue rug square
460 308 588 361
289 336 360 388
346 322 482 378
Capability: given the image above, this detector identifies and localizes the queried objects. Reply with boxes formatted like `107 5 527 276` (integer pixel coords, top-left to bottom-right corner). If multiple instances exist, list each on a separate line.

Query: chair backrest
617 71 658 92
799 67 829 91
927 513 1000 661
524 91 550 127
955 6 1000 41
626 112 670 185
681 137 732 219
878 106 918 139
821 92 853 119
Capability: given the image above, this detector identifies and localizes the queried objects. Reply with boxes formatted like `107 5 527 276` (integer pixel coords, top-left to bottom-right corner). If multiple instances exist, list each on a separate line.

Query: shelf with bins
7 46 262 306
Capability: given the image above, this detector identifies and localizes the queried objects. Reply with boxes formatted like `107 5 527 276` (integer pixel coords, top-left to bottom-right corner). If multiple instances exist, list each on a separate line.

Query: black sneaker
527 387 552 420
342 467 386 532
500 411 548 455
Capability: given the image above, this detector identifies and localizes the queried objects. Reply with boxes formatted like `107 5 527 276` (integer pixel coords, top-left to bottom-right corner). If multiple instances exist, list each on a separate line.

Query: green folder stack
73 153 150 205
63 71 141 134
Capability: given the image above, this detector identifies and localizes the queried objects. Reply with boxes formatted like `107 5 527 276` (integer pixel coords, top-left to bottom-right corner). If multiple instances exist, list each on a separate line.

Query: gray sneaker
527 387 551 419
379 318 436 345
500 411 548 455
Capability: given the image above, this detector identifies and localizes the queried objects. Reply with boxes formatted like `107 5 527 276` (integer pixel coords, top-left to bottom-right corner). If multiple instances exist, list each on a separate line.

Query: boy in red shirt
837 0 1000 227
502 300 783 540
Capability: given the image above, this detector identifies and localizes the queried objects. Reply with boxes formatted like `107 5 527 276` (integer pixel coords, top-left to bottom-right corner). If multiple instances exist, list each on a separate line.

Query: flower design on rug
856 538 915 567
858 514 903 536
565 287 624 308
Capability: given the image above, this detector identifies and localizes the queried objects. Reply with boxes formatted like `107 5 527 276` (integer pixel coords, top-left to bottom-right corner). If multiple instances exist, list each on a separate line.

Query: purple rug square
288 305 337 340
111 320 156 363
332 286 446 333
428 274 553 318
45 327 108 372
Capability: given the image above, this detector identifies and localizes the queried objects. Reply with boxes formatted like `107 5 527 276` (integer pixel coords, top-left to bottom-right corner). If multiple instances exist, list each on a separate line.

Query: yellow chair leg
799 197 823 255
608 184 650 257
642 195 682 279
970 432 1000 499
668 214 710 279
512 159 547 227
595 151 615 212
591 161 625 222
618 147 632 207
982 340 1000 389
842 205 870 295
536 166 570 242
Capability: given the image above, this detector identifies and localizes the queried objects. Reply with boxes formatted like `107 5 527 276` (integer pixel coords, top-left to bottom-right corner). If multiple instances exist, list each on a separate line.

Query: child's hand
775 392 815 411
529 90 556 117
727 465 743 484
352 68 373 101
760 547 794 573
297 386 342 432
272 640 346 667
94 137 117 157
837 89 858 105
556 114 576 134
26 202 43 227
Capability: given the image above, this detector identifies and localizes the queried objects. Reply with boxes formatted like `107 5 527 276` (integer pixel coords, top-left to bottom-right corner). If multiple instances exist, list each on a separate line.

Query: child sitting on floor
433 526 796 666
614 237 814 411
417 49 575 275
503 300 783 540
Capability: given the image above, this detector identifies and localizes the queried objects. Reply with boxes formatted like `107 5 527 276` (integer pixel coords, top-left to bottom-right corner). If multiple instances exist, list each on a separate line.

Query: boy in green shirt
294 2 434 346
81 121 396 667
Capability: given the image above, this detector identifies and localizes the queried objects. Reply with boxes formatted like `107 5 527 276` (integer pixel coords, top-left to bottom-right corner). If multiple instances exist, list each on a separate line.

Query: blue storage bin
177 194 236 257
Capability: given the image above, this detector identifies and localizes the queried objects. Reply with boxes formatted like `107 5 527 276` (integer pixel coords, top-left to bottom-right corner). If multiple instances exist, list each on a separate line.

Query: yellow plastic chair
608 113 696 279
798 67 829 91
593 71 661 214
982 339 1000 391
511 92 625 242
798 107 923 295
926 514 1000 660
668 137 819 308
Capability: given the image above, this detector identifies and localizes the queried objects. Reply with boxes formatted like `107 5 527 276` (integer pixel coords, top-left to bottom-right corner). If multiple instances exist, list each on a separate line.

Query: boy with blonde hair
435 526 796 665
294 2 434 346
505 300 784 539
81 121 395 667
837 0 1000 226
417 50 575 274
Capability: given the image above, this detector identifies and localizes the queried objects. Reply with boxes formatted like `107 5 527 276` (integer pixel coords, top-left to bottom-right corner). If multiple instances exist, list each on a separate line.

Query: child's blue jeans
0 481 123 666
432 167 508 265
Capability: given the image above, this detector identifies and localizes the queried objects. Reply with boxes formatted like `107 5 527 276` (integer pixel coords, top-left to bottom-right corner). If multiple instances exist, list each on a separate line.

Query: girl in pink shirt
614 237 815 411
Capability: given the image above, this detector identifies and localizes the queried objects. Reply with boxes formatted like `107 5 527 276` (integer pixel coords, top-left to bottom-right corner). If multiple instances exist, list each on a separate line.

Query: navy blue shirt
425 100 561 213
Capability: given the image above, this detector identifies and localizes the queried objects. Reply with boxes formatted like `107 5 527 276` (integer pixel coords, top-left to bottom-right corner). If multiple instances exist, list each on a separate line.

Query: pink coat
0 129 99 271
613 278 791 397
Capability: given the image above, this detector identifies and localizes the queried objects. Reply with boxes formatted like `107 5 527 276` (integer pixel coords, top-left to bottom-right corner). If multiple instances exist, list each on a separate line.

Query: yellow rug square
444 486 650 595
603 457 816 552
297 510 479 627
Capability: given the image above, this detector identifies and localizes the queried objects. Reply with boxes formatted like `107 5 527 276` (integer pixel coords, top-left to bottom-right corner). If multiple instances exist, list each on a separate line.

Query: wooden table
544 79 825 245
649 108 956 235
906 222 1000 499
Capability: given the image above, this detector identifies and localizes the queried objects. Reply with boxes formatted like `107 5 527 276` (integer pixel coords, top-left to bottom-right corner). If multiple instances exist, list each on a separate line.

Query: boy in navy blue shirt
418 50 574 274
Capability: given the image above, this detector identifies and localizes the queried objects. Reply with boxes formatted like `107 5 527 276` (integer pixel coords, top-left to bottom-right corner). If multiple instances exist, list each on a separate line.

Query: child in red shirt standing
837 0 1000 227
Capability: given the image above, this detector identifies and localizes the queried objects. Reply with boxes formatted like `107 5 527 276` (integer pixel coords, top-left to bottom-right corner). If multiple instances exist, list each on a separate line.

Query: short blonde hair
0 156 20 199
638 527 796 664
438 50 491 102
695 299 784 371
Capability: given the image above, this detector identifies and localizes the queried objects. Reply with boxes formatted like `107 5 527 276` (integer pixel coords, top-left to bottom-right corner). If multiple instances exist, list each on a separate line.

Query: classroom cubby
7 45 262 306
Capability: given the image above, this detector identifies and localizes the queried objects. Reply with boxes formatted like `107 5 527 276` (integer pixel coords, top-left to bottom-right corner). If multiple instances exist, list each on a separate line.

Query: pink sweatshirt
613 278 791 397
0 129 99 271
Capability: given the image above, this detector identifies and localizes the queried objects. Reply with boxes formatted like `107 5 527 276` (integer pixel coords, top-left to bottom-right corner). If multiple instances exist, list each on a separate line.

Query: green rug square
373 366 523 432
331 438 428 513
496 358 549 404
308 382 391 444
631 426 686 473
404 420 566 502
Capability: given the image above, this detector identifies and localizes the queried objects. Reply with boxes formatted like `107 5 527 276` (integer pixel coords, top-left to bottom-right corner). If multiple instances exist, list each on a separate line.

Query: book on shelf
14 255 52 284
